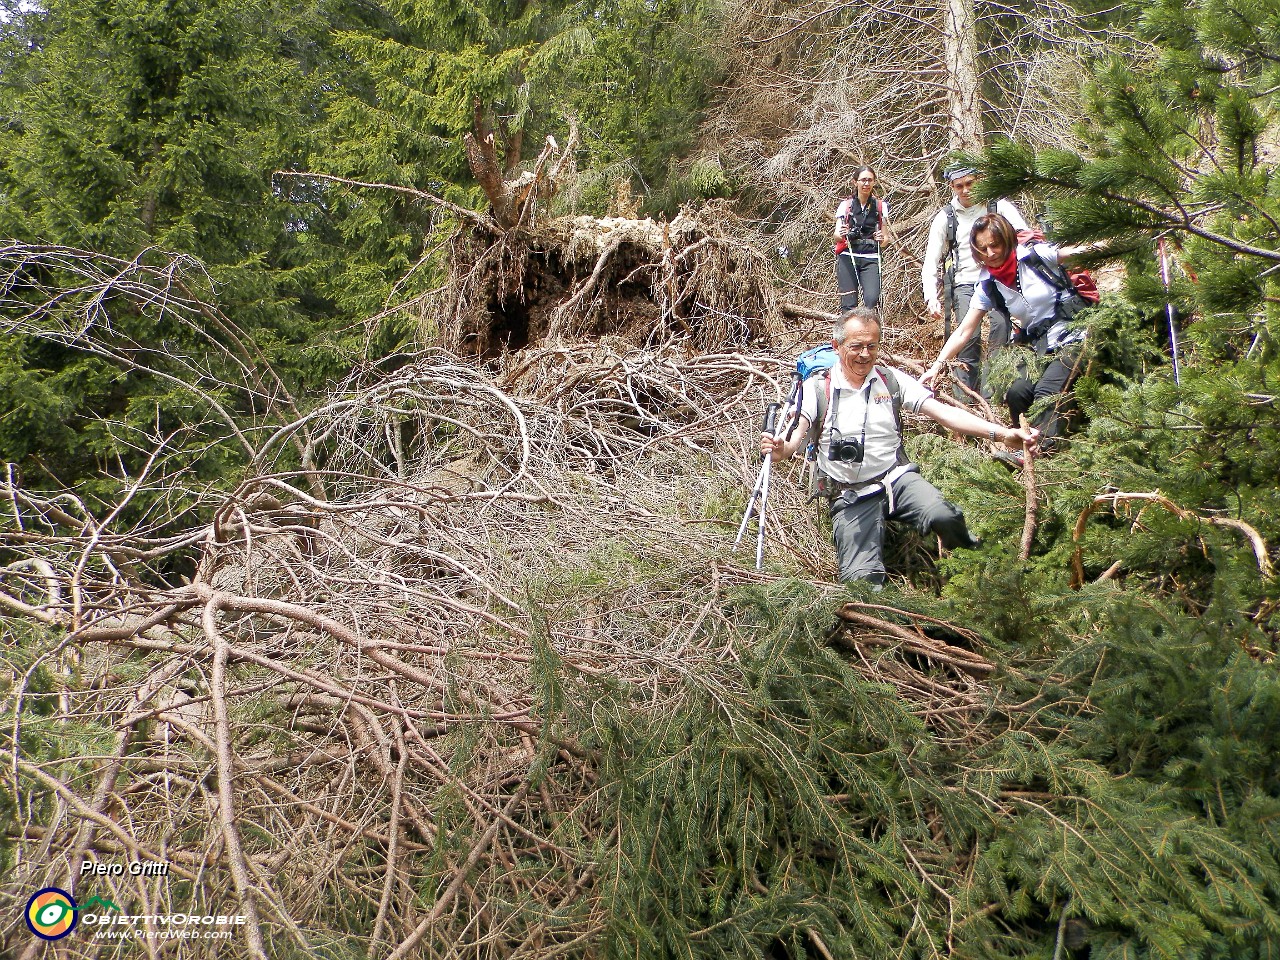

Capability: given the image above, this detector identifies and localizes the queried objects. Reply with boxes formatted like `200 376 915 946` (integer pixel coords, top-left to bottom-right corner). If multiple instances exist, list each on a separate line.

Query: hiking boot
993 450 1025 471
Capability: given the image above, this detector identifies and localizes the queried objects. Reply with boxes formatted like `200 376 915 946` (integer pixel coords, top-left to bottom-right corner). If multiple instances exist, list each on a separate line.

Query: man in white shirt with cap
921 165 1029 397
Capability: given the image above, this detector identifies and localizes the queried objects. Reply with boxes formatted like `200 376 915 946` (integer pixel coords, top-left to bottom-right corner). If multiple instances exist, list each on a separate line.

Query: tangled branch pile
5 218 1280 959
1 314 1047 958
380 125 783 359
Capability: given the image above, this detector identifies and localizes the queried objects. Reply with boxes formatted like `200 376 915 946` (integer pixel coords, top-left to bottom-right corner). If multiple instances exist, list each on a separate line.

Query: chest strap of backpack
1022 247 1075 294
842 197 883 257
808 365 909 499
985 248 1080 341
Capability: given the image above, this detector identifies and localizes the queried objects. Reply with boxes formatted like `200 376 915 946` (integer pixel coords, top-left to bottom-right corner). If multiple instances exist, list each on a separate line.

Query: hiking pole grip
762 402 781 437
782 373 803 442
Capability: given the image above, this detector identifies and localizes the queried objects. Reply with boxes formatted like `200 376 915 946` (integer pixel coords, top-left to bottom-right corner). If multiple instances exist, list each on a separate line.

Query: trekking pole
735 372 803 567
753 403 781 570
1158 238 1182 385
734 402 782 569
733 456 769 549
942 272 954 342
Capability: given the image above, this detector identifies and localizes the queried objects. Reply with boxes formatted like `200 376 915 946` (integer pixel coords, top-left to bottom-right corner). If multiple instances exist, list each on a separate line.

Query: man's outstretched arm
920 398 1039 454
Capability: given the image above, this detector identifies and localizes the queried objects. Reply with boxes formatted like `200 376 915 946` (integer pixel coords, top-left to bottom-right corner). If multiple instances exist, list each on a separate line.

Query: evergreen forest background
2 0 1280 956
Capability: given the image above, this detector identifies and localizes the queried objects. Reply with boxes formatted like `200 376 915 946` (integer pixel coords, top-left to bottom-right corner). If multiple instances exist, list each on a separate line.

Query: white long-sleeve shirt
920 198 1028 301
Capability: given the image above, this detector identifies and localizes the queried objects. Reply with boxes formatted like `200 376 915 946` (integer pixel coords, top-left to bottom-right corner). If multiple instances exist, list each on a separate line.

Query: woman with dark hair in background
834 167 893 310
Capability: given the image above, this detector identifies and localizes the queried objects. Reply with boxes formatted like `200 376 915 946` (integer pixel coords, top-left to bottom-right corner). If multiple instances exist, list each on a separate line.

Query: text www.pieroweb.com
94 928 233 941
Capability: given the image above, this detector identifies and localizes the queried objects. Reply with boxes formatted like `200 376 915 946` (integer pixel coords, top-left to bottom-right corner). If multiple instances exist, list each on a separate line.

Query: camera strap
811 366 904 449
807 366 914 501
826 384 861 452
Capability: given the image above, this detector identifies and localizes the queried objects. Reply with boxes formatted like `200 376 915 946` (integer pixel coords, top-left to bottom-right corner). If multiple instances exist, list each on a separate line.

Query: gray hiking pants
829 471 975 584
950 283 1011 396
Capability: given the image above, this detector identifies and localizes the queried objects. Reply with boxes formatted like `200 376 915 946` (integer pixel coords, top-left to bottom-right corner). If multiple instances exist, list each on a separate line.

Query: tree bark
465 128 511 226
943 0 983 151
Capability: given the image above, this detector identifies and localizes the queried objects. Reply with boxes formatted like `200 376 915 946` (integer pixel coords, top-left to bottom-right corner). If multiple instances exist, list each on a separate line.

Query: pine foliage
3 319 1280 956
4 0 1280 954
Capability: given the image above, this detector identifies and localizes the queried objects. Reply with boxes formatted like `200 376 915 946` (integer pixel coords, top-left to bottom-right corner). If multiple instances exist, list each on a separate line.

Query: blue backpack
796 345 837 380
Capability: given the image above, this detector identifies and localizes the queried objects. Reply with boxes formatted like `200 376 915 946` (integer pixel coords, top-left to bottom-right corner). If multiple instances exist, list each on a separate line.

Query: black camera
827 435 865 464
846 231 877 253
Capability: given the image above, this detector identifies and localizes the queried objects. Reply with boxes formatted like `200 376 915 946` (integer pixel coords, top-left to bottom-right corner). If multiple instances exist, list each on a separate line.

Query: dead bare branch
1070 490 1274 589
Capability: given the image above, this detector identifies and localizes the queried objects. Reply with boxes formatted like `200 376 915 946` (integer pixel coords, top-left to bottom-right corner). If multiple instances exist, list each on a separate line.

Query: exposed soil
433 209 781 359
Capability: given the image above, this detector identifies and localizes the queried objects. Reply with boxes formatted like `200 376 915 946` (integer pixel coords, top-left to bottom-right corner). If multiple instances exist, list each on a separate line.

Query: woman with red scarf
922 213 1092 459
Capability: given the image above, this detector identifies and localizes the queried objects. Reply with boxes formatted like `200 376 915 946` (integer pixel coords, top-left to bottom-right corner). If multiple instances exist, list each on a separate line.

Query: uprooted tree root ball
430 207 781 358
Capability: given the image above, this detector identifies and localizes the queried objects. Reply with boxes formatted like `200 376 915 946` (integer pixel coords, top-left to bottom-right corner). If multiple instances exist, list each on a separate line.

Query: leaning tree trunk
463 100 577 230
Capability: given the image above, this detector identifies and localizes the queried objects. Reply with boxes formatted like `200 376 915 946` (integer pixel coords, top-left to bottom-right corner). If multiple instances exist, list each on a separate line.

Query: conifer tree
308 0 723 320
548 0 724 209
0 0 345 492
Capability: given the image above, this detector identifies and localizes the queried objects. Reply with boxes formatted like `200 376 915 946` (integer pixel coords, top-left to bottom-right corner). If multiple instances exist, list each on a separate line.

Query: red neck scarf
987 249 1019 289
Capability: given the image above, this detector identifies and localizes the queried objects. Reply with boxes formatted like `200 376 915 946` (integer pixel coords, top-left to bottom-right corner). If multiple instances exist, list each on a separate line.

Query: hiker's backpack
1064 266 1100 305
1012 225 1100 305
981 246 1094 352
786 346 905 498
834 196 885 255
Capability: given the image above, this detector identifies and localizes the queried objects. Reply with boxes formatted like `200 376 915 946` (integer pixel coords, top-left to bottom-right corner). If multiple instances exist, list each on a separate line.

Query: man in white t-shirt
921 165 1028 396
761 309 1038 585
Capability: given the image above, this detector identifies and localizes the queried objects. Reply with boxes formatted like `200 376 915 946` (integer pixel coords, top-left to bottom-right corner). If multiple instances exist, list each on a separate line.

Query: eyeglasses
843 341 880 355
856 177 875 183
